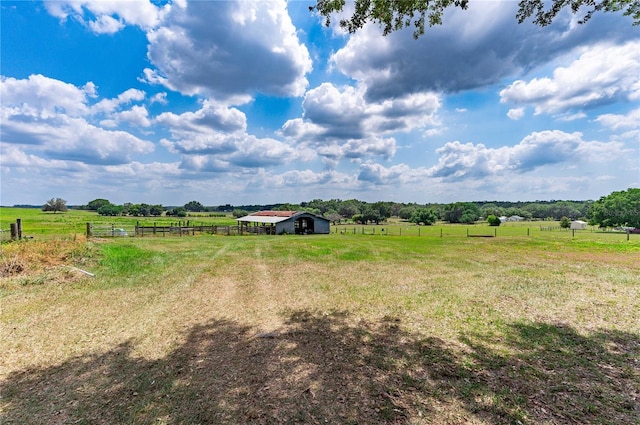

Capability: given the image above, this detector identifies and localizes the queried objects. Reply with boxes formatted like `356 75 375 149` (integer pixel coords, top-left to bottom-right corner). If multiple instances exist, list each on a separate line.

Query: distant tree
338 200 362 219
487 215 501 226
372 201 393 220
444 202 479 224
87 198 111 211
167 207 187 217
42 198 67 213
184 201 205 212
398 206 417 220
560 216 571 228
361 204 388 224
351 213 366 224
409 208 438 225
480 203 504 218
232 209 250 218
150 205 164 217
128 203 152 217
276 203 302 211
128 204 140 216
312 0 639 39
98 204 124 216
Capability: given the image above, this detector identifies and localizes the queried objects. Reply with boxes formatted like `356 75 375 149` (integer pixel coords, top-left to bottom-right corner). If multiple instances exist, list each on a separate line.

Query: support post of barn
16 219 23 239
86 223 92 238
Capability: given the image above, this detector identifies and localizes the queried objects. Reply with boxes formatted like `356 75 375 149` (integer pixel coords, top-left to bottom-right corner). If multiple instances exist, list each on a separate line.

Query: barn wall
277 221 296 234
313 218 330 234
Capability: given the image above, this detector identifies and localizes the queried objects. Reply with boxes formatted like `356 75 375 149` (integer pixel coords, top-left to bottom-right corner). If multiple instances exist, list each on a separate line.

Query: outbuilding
570 220 587 230
237 211 331 235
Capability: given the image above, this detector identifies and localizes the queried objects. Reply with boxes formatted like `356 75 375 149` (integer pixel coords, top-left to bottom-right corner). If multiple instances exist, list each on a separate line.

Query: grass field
0 208 238 240
1 210 639 424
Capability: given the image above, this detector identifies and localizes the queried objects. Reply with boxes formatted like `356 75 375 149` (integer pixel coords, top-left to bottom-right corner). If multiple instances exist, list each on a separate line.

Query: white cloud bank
0 75 154 165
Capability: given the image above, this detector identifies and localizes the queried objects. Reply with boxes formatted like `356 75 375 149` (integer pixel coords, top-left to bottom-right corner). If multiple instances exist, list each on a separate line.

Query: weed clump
0 253 25 277
0 239 97 285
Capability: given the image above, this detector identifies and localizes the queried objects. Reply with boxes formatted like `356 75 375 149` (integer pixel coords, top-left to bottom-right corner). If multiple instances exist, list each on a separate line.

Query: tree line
44 188 637 229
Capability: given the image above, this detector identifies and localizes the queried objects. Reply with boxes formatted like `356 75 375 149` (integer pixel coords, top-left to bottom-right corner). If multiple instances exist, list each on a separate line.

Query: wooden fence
85 222 277 238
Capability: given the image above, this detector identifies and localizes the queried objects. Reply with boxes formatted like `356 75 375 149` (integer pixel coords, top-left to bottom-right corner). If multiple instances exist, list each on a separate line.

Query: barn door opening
295 217 314 234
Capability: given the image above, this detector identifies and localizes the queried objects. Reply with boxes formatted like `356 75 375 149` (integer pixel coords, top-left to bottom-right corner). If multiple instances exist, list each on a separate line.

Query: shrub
487 215 501 226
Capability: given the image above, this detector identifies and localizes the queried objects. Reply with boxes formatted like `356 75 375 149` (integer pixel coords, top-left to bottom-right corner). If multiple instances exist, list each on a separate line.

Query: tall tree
589 188 640 228
312 0 639 39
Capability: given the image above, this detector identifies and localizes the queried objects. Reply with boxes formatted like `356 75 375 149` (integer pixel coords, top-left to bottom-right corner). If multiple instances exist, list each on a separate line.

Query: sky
1 0 639 207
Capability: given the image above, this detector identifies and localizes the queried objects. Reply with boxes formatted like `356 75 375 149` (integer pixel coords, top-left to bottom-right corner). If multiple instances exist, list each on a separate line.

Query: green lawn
1 216 639 424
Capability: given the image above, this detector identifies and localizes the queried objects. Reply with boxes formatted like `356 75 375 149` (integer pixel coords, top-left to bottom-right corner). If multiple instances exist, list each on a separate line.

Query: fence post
16 219 22 239
495 228 497 237
86 222 92 238
10 223 17 241
527 228 530 236
440 228 443 237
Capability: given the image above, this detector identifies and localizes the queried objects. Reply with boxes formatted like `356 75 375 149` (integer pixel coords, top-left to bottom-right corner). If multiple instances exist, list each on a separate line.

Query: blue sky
1 1 638 206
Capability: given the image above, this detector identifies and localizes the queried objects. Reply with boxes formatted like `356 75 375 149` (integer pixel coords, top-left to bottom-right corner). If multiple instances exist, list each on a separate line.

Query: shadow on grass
2 312 638 424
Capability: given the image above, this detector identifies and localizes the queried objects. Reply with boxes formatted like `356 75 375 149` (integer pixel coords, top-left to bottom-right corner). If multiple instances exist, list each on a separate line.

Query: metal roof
237 210 300 224
237 215 292 224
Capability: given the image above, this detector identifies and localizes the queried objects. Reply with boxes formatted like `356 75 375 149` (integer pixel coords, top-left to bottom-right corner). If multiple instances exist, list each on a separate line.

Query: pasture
1 209 639 424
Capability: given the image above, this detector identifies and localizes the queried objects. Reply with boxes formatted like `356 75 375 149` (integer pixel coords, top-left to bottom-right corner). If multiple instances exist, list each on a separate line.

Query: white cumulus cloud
500 41 640 116
143 0 311 101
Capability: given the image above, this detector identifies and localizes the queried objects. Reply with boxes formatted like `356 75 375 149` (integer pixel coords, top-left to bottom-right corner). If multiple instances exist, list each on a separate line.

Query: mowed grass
1 233 639 424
